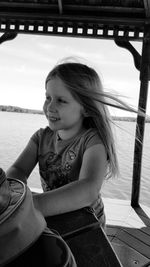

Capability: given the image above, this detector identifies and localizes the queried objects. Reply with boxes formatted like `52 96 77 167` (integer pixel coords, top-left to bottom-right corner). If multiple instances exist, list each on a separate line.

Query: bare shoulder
84 143 107 163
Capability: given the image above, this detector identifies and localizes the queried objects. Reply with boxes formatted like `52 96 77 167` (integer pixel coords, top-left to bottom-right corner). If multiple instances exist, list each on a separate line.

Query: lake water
0 111 150 207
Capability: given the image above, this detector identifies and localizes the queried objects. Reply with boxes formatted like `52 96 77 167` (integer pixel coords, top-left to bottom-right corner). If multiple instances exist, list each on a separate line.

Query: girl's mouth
48 116 60 122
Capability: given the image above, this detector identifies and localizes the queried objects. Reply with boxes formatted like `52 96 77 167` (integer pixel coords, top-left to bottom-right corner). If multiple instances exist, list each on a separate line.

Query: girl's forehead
46 78 73 98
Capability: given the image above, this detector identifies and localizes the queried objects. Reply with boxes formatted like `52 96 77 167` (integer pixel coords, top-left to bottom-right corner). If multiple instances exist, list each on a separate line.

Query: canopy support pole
131 28 150 207
115 28 150 207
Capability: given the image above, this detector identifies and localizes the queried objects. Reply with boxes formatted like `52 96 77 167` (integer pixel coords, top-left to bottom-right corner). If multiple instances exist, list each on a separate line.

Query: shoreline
0 105 150 122
0 105 43 115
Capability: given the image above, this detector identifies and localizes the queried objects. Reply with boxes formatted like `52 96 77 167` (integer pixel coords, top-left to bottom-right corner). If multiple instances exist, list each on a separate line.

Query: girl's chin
48 122 60 131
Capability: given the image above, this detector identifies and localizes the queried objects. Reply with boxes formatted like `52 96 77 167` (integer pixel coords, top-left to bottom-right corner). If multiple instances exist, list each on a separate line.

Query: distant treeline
0 105 150 122
0 105 43 115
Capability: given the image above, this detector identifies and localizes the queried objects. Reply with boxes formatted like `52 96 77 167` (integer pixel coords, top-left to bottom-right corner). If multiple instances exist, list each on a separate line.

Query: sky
0 33 150 117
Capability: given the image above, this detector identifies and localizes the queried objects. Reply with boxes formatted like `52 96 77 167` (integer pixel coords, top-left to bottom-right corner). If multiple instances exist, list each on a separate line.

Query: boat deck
104 198 150 267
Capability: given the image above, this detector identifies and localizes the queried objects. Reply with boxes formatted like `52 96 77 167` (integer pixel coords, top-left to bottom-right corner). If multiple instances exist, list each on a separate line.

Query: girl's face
43 77 84 140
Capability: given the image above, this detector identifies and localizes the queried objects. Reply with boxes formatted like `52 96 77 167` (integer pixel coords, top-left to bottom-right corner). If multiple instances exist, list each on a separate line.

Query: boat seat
46 208 123 267
47 209 150 267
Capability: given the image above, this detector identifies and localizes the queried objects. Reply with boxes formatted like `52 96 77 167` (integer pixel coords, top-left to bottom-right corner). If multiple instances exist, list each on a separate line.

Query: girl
6 60 136 228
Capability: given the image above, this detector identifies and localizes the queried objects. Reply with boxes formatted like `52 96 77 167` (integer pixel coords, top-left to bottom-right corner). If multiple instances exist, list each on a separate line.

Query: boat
0 1 150 266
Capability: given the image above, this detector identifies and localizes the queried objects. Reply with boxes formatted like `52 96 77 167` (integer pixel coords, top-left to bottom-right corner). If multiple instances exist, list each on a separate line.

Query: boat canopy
0 0 150 207
0 0 149 41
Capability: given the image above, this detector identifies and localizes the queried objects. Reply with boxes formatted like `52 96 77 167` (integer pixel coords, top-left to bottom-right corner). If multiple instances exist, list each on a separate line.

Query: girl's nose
47 100 56 112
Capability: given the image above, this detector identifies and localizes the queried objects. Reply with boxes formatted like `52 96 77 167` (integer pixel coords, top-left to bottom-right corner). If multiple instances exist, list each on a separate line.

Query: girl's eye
58 98 67 104
46 96 51 101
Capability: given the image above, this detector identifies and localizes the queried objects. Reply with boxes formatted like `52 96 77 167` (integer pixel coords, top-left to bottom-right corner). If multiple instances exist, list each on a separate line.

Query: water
0 111 150 206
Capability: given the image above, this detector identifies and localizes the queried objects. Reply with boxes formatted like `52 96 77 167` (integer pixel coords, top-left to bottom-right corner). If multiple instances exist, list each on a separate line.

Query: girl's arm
33 143 107 217
6 140 38 184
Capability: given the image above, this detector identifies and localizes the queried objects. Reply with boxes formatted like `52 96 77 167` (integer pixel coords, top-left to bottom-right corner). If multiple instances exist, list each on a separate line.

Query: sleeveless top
31 127 106 226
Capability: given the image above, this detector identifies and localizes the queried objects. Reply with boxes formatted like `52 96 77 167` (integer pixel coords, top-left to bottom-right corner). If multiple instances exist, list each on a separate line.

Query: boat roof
0 0 150 41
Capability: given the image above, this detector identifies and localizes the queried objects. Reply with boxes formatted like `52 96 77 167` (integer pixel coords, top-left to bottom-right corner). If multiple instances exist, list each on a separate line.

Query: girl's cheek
43 101 47 115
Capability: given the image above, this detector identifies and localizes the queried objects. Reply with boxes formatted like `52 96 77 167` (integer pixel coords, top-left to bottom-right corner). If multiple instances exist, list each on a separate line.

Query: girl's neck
57 126 85 141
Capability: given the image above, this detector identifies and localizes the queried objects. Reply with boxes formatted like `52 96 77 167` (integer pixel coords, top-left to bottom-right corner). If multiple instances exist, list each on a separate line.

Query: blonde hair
46 61 137 178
